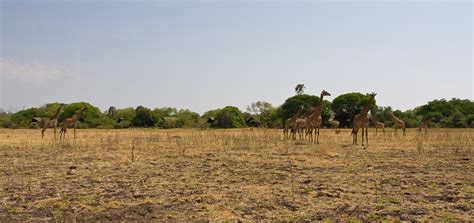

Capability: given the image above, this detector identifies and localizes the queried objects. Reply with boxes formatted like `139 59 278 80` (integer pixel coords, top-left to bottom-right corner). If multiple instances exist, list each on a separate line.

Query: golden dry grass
0 128 472 221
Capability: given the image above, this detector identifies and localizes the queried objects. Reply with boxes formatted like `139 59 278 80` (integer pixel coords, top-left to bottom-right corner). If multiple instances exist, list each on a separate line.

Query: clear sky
1 1 472 114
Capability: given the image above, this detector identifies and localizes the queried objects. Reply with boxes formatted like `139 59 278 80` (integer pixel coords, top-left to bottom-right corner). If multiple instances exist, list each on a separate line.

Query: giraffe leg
41 128 46 139
361 128 364 146
74 127 76 139
365 127 369 146
316 127 320 144
53 127 56 140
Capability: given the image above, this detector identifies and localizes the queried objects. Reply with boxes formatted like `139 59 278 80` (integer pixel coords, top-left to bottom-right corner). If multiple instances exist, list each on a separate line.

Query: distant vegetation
0 93 472 129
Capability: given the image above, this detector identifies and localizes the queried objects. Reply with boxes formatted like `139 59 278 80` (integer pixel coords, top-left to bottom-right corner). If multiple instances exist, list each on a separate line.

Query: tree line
0 92 473 129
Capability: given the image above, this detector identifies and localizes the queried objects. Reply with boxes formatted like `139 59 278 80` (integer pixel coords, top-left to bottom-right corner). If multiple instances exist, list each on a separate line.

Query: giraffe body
305 90 331 144
351 93 376 146
40 104 64 139
369 115 385 136
390 112 406 136
283 105 304 140
59 107 88 140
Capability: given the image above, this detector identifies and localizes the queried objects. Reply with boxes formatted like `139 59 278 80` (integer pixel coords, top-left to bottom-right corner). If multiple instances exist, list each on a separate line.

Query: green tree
295 84 305 95
332 93 377 127
59 102 113 128
215 106 245 128
132 106 155 127
11 107 39 128
115 107 136 128
175 109 201 128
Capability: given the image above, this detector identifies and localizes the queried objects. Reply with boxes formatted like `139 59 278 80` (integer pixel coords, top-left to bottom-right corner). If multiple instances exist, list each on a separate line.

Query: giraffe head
321 90 331 97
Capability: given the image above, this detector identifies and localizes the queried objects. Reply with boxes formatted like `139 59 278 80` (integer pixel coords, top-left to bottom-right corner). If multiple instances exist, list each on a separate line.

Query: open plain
0 128 472 221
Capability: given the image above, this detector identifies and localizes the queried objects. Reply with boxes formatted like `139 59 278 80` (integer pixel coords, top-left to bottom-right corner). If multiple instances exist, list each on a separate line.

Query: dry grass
0 128 472 221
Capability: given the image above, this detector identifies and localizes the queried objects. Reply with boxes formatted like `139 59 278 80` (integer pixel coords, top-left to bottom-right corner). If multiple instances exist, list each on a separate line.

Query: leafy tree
332 93 377 127
215 106 245 128
295 84 305 95
11 108 39 128
132 106 155 127
280 94 332 127
59 102 113 128
174 109 201 128
0 111 13 128
115 107 136 128
415 98 474 127
201 109 221 127
107 106 117 119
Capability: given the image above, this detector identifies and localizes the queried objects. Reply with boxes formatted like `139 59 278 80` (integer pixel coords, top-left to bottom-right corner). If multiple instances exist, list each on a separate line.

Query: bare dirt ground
0 128 472 221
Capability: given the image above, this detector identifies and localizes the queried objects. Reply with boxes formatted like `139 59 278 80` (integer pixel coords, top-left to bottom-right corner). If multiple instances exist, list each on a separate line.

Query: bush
215 106 245 128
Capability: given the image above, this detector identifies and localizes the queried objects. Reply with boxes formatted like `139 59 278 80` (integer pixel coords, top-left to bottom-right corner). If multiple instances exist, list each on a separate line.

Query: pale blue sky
1 1 472 114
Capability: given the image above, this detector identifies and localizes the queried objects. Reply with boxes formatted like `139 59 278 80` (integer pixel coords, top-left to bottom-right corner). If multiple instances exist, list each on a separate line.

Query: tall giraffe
418 120 431 135
369 114 385 136
351 93 376 146
284 105 304 140
59 107 88 139
389 112 406 136
305 90 331 144
41 104 64 139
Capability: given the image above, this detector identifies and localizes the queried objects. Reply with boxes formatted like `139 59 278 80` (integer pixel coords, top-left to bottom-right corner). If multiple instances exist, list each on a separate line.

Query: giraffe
59 107 88 139
295 107 314 140
418 120 431 135
295 118 307 140
305 90 331 144
369 114 385 136
351 93 376 146
389 112 406 136
284 105 304 140
40 104 64 139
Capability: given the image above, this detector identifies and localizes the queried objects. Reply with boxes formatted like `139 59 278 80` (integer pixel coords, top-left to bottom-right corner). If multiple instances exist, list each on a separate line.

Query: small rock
303 179 312 184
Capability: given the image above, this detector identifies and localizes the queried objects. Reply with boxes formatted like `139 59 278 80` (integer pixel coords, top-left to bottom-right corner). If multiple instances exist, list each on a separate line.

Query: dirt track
0 128 472 221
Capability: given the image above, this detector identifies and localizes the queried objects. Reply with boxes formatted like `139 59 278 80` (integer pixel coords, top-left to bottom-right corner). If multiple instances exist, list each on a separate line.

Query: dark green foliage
132 106 155 128
331 92 377 127
11 107 39 128
414 98 474 128
215 106 245 128
174 109 201 128
0 111 13 128
1 96 471 129
114 107 136 128
281 94 319 122
59 102 113 128
201 109 221 127
280 94 332 127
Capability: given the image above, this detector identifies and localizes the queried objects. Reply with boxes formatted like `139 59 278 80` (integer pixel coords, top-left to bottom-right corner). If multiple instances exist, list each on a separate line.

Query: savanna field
0 128 472 221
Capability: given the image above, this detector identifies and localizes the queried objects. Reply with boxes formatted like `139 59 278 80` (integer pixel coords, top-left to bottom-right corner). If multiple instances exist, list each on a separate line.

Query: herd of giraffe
32 105 88 140
36 92 428 142
283 90 427 146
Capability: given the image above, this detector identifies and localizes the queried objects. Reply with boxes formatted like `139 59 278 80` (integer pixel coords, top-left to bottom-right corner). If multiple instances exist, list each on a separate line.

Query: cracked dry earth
0 128 472 221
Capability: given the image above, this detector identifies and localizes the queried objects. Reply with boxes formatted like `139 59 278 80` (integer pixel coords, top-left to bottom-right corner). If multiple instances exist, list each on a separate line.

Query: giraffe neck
312 93 326 117
293 108 303 119
360 96 374 116
51 105 63 120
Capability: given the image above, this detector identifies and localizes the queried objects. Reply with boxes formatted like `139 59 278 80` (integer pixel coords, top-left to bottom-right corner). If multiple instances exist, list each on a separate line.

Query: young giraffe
40 104 64 139
295 107 314 140
305 90 331 144
351 93 376 146
389 112 406 136
369 114 385 136
418 120 431 135
59 107 88 140
283 105 304 140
